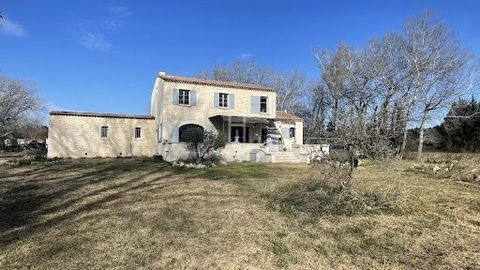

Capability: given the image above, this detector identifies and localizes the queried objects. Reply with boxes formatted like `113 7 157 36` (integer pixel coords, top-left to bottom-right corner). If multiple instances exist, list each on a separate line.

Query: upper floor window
179 89 190 105
260 96 268 113
219 93 229 108
289 127 295 138
135 127 141 139
101 126 108 138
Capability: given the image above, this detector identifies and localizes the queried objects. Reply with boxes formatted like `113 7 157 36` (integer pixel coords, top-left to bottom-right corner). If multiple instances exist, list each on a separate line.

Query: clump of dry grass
267 166 400 216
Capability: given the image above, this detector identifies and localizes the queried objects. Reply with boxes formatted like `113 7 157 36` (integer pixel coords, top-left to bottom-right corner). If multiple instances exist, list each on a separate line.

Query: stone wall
160 142 266 162
47 114 156 158
301 144 330 163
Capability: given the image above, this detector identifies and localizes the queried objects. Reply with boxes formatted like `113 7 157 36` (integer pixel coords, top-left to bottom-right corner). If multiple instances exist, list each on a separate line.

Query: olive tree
182 127 226 162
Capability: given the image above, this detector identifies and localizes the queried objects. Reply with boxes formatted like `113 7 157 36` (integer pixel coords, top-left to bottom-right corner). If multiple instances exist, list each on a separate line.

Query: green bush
18 159 32 166
182 128 226 162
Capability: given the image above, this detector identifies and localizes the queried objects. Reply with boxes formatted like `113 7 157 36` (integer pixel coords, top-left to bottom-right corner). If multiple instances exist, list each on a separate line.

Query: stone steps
271 151 306 163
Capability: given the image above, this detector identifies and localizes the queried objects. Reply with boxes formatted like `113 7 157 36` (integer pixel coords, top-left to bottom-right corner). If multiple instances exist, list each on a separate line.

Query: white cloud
236 53 253 59
76 5 130 51
105 5 131 30
79 31 112 51
0 18 28 37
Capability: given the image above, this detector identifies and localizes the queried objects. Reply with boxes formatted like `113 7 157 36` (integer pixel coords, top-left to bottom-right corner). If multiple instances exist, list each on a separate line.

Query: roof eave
158 75 276 92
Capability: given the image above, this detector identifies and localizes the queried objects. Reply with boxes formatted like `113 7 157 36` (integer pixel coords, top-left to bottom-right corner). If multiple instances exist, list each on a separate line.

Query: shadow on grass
0 159 177 248
0 159 289 249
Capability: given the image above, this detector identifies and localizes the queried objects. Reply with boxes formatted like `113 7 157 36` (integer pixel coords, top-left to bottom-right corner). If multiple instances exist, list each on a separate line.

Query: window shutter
173 89 179 105
190 90 197 106
264 97 269 113
229 94 235 109
281 127 289 138
171 123 179 142
214 92 219 108
251 96 260 113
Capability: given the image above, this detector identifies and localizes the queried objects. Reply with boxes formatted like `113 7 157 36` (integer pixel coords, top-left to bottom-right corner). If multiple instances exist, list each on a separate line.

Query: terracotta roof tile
158 74 276 92
50 111 155 120
275 111 303 121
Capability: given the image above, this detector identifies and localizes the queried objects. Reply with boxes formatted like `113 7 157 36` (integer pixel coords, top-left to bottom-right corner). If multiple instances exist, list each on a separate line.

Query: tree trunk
399 120 408 159
378 97 392 134
331 99 338 129
399 105 413 160
280 92 288 112
195 144 200 161
416 110 429 161
398 90 417 160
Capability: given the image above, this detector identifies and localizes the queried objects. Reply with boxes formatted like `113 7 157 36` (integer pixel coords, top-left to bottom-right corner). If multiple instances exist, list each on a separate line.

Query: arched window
179 124 204 142
289 127 295 138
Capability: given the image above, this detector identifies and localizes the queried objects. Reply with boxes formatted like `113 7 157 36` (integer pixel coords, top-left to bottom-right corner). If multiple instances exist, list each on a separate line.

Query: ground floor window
135 127 141 139
289 127 295 138
101 126 108 138
179 124 204 142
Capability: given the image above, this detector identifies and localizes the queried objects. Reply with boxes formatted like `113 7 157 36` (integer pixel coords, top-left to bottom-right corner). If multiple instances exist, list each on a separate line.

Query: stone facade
151 73 305 162
47 72 306 162
47 112 156 158
151 74 277 144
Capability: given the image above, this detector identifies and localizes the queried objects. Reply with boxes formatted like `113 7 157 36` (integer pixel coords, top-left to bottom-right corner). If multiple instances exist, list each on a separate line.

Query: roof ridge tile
158 74 276 92
50 111 155 120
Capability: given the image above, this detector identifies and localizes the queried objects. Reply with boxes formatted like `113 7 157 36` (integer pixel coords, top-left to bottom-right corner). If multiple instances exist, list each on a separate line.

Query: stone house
47 72 307 162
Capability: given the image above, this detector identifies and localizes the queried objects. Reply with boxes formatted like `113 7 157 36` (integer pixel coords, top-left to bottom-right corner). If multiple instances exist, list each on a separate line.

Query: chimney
158 71 166 76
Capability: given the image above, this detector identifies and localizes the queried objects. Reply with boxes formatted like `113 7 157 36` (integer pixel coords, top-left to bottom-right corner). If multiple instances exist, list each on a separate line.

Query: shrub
267 166 399 216
182 128 226 162
18 159 32 166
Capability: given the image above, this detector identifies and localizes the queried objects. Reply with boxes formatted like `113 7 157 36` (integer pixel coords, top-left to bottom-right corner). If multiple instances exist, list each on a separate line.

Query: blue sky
1 0 479 121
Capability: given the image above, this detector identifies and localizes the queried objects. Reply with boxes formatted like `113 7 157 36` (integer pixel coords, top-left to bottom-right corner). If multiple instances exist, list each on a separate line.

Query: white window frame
135 127 142 139
260 96 268 113
179 89 190 105
219 93 229 108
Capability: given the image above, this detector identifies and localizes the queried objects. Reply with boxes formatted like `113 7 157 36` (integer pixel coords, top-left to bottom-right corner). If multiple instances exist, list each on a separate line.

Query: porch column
227 116 231 143
243 116 246 143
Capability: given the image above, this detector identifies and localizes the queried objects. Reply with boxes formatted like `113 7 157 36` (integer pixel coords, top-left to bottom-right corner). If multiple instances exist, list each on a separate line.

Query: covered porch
209 115 279 144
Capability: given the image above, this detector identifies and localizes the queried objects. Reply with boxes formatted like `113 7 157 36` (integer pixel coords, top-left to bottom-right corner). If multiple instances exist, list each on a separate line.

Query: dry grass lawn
0 154 479 269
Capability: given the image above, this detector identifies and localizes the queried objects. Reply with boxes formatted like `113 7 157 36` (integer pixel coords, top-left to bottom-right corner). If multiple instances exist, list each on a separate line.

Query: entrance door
261 128 267 143
231 127 249 142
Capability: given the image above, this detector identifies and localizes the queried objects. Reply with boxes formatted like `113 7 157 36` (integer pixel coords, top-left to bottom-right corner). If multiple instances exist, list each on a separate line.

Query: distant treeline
412 97 480 152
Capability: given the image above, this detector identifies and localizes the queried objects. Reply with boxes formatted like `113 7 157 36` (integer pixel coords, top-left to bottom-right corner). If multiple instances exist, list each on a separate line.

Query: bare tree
197 60 305 112
196 60 273 86
403 13 475 160
0 75 43 148
313 44 352 130
273 70 305 112
304 82 330 137
369 33 409 134
344 47 379 135
307 12 478 159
